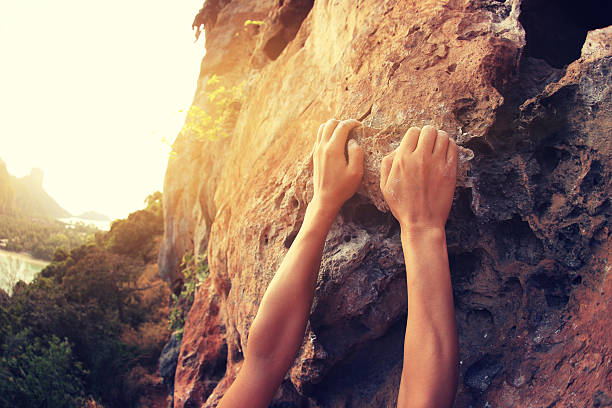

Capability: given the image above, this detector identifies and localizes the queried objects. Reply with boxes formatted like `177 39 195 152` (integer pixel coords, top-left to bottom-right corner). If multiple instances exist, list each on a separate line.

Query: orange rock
161 0 612 406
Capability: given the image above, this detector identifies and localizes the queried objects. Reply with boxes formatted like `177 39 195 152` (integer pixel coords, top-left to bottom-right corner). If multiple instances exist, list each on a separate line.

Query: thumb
347 139 364 174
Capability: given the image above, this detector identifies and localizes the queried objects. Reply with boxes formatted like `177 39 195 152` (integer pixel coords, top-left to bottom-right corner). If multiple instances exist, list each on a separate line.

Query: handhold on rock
347 125 475 212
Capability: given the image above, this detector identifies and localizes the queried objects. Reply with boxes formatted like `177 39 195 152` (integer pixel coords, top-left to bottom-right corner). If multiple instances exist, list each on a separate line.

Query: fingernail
349 139 357 147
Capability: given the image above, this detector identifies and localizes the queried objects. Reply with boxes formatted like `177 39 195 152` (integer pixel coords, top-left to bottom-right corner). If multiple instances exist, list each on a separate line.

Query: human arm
380 125 459 407
218 119 365 408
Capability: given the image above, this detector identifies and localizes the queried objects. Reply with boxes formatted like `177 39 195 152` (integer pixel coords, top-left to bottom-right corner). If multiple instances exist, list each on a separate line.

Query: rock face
159 1 611 406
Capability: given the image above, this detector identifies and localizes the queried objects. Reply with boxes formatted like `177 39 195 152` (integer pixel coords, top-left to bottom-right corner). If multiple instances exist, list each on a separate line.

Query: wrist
308 196 340 220
400 224 446 245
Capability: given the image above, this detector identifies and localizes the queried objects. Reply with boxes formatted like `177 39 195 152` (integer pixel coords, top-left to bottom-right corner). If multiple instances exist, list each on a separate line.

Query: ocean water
58 217 111 231
0 249 49 294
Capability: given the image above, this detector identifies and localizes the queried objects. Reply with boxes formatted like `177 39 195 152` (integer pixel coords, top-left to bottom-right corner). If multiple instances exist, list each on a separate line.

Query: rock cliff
159 0 611 406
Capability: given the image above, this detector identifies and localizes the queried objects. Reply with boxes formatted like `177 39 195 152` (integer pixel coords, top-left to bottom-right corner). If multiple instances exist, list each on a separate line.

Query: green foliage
168 253 209 340
167 293 184 338
104 191 163 263
243 19 264 26
179 75 245 142
0 213 98 260
0 193 169 408
0 329 87 408
180 253 209 303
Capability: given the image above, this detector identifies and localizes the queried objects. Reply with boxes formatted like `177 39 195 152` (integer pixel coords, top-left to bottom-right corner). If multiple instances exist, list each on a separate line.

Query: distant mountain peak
0 163 70 218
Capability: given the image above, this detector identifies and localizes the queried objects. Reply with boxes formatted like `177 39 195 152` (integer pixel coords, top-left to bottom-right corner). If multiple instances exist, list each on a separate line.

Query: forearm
245 199 336 373
397 227 458 408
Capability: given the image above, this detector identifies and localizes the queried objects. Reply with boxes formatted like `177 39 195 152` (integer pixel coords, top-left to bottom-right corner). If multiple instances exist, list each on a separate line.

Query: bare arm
380 125 459 407
218 119 364 408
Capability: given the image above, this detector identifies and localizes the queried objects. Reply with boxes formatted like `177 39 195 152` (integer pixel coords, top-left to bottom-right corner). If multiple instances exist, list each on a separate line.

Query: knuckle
337 120 353 131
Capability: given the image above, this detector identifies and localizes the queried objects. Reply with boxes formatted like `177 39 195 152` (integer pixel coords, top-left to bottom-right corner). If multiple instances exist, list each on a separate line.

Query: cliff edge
160 1 611 406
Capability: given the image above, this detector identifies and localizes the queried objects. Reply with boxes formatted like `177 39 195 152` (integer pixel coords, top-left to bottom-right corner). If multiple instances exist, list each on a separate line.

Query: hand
311 119 364 213
380 125 457 233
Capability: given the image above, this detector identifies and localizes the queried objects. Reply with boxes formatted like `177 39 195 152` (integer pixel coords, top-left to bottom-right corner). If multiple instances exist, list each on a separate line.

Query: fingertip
322 118 341 142
418 125 438 153
399 127 421 153
433 129 450 156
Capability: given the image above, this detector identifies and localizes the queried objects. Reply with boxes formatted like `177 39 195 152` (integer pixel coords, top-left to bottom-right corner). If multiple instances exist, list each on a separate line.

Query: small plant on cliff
243 19 264 27
168 253 209 339
178 75 245 143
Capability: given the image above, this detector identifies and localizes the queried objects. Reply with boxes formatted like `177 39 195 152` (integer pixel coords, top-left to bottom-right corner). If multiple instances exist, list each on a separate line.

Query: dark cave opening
519 0 612 68
263 0 314 60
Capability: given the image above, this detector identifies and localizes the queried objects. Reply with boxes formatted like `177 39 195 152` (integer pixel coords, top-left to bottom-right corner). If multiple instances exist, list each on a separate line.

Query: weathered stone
173 279 227 408
159 333 181 393
160 1 612 406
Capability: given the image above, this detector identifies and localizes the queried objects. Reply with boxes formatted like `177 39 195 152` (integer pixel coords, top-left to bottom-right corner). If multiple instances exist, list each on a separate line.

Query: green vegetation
243 19 264 26
179 75 244 143
0 214 98 260
168 253 209 340
0 157 97 261
0 330 87 407
0 192 170 407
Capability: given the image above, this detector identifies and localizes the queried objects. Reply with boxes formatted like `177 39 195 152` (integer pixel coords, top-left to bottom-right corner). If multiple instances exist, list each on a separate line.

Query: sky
0 0 206 220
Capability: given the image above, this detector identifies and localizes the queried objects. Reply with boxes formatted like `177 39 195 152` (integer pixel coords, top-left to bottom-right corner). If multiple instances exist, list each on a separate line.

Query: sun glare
0 0 206 220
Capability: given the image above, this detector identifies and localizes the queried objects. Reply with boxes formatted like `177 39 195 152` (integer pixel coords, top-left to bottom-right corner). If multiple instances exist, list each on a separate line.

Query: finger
447 138 458 166
380 150 396 188
446 140 458 183
321 119 340 143
416 125 438 154
398 127 421 154
316 123 324 144
347 139 364 176
433 129 450 158
329 119 360 152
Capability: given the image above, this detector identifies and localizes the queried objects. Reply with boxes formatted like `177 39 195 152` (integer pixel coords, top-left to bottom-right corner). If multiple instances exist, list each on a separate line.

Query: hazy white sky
0 0 206 219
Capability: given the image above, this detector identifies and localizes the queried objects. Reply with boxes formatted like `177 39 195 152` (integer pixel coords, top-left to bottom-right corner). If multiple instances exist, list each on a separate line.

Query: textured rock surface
160 1 611 406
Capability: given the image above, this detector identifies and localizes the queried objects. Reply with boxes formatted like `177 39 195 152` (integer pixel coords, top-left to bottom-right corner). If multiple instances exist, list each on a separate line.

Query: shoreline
0 248 50 267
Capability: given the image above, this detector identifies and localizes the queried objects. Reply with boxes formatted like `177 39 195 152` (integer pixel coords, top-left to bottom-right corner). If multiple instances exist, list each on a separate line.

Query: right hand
380 125 457 232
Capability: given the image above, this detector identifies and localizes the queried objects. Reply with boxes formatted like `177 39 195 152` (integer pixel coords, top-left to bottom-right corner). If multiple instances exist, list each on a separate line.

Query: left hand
311 119 364 212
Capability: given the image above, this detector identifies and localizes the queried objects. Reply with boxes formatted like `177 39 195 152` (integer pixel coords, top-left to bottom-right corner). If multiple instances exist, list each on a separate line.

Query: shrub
0 330 87 408
168 253 209 340
179 75 244 142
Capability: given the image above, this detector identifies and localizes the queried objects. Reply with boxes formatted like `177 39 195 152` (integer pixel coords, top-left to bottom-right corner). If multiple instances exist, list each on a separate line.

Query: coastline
0 248 49 267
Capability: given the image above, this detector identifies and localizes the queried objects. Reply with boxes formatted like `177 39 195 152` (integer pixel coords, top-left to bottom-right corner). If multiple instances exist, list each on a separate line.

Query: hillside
0 193 169 407
0 160 71 218
12 168 71 218
159 1 611 407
